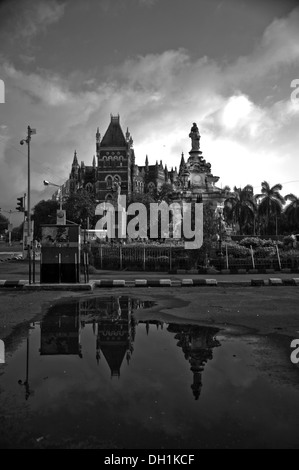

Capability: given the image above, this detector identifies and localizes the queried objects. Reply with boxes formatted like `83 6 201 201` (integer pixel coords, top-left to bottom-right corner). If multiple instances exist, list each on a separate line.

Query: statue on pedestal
189 123 201 151
112 181 121 206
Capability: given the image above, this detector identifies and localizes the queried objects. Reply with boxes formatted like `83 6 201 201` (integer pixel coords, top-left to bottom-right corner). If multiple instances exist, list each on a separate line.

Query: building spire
72 150 79 167
180 152 185 168
96 127 101 144
92 155 96 167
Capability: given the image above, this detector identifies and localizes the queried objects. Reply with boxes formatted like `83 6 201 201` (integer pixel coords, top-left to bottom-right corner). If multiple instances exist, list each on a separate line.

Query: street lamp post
43 180 63 210
218 209 224 270
218 210 223 254
20 126 36 284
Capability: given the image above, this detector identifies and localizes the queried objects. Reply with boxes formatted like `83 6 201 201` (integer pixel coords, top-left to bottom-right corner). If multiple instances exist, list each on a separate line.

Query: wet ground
1 291 299 449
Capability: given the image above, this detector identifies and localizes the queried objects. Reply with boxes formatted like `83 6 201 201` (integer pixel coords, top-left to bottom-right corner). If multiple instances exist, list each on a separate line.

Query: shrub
254 246 276 258
239 237 263 248
260 238 275 247
279 249 299 259
88 265 98 274
225 242 251 258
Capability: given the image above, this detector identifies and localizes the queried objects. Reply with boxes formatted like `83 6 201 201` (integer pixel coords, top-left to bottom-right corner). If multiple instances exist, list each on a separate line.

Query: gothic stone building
60 114 225 209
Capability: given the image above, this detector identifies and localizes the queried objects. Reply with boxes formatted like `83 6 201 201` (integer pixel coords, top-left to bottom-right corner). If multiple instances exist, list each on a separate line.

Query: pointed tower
72 149 79 167
145 155 149 178
164 164 168 182
96 127 101 154
71 150 79 176
179 152 185 175
96 115 136 202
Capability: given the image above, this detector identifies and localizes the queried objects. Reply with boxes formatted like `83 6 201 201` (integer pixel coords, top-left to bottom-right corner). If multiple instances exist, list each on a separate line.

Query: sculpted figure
189 122 200 151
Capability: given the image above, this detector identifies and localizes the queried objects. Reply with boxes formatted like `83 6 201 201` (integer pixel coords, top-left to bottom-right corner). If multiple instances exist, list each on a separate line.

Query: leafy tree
33 199 59 239
223 185 257 234
63 189 97 228
11 224 23 241
284 194 299 231
255 181 285 235
156 183 174 204
0 213 9 234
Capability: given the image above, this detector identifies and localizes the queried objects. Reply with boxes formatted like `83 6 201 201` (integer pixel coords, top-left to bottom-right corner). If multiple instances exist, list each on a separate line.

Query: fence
208 256 299 271
92 245 194 271
89 243 299 272
208 248 299 272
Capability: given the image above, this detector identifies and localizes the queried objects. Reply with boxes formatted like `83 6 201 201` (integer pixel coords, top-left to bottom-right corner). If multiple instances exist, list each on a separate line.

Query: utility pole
8 210 12 246
23 193 26 259
20 126 36 284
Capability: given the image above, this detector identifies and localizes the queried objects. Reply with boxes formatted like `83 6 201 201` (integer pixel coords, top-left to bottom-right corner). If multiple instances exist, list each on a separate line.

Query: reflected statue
168 324 220 400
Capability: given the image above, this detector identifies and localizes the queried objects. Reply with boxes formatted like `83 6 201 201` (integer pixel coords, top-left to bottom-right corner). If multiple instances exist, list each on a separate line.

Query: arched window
148 182 155 192
106 175 113 189
114 175 121 184
105 193 113 202
85 183 93 193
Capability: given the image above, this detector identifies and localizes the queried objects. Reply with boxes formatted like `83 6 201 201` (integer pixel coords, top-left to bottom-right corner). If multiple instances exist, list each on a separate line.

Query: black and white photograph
0 0 299 453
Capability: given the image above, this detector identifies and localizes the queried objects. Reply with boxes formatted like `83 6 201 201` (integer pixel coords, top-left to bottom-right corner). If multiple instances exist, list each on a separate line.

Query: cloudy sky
0 0 299 225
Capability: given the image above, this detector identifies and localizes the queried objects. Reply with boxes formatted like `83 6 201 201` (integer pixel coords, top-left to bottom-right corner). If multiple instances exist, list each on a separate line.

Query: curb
94 279 218 287
0 255 23 263
0 280 27 288
1 278 299 289
23 282 93 291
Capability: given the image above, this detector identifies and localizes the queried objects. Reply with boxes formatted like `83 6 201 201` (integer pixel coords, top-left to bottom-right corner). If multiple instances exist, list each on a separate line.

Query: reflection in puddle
40 297 219 400
1 295 299 449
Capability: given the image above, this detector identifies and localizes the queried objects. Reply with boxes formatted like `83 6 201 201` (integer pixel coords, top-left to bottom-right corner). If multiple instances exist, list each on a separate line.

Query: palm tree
284 194 299 230
255 181 285 235
224 185 257 234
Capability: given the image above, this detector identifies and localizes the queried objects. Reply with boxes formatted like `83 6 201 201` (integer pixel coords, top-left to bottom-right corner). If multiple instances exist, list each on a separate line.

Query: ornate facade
58 114 225 209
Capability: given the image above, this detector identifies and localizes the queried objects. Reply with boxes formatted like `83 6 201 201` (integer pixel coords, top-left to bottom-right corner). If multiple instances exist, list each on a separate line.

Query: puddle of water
1 295 299 449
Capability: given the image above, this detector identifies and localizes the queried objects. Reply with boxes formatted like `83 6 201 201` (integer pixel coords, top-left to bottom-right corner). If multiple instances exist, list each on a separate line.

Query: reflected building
84 297 136 377
40 297 220 396
40 297 153 377
40 302 82 356
168 324 220 400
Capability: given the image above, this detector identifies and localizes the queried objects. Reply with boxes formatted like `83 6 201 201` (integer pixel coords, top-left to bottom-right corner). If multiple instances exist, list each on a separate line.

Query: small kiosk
40 224 80 283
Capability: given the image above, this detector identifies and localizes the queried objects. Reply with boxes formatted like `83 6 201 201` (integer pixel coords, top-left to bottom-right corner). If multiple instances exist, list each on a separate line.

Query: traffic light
16 197 24 212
